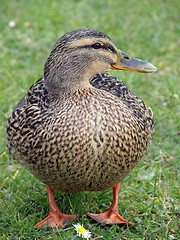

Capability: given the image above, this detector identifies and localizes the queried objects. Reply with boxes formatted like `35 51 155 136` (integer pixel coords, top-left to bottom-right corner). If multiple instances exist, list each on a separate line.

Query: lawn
0 0 179 239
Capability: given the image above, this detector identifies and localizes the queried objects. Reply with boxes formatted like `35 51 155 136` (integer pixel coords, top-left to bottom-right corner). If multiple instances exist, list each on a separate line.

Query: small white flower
9 20 16 28
73 223 91 239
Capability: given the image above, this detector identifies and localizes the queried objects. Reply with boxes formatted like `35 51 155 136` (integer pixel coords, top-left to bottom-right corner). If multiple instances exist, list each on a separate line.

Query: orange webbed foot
35 211 77 228
34 185 79 228
87 183 132 226
86 209 131 225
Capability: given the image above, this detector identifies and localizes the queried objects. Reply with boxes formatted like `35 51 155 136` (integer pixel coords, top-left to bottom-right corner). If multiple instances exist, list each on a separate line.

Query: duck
6 28 157 228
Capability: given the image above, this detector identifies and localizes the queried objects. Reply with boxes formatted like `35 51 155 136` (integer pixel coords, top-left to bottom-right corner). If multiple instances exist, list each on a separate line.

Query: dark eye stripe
73 43 117 55
103 44 117 54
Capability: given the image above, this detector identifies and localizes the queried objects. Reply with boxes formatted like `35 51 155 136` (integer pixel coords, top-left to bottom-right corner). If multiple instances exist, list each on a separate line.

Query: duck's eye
92 43 102 49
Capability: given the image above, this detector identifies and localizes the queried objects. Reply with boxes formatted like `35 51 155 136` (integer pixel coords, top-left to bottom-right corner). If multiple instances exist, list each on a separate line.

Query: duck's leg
87 183 132 225
34 185 78 228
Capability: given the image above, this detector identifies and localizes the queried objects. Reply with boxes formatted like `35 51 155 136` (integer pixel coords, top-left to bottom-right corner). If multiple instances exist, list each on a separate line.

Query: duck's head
44 28 157 94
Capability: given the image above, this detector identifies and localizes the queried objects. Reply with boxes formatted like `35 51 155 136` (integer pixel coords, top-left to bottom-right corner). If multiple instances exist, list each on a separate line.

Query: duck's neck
43 53 95 95
45 75 92 96
43 53 110 95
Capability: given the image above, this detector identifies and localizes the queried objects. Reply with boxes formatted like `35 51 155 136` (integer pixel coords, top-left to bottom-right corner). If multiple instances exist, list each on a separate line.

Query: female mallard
6 28 157 228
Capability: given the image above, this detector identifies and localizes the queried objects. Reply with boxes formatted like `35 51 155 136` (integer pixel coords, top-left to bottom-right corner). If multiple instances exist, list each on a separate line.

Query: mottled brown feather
6 72 154 192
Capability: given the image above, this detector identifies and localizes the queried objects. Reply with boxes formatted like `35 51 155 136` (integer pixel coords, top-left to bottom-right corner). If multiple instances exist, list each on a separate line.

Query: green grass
0 0 179 239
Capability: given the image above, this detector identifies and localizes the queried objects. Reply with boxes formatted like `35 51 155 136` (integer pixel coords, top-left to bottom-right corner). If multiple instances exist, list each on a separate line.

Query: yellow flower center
77 226 86 234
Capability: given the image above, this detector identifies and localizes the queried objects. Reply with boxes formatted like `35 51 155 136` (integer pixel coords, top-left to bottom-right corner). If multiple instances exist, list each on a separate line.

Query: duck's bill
111 50 157 73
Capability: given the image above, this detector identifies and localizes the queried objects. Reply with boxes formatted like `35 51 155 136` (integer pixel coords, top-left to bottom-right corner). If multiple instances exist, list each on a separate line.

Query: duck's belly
7 101 152 192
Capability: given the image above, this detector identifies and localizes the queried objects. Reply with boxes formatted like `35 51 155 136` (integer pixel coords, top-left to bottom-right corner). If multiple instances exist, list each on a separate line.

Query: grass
0 0 179 239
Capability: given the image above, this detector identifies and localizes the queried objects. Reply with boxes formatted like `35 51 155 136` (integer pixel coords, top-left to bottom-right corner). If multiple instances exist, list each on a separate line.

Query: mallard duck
6 28 157 228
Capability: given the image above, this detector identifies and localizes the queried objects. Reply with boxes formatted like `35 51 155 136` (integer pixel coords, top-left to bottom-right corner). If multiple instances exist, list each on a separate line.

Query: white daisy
73 223 91 239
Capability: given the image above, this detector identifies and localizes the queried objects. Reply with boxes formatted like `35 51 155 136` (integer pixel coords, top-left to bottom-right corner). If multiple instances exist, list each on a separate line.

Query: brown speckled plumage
6 28 155 194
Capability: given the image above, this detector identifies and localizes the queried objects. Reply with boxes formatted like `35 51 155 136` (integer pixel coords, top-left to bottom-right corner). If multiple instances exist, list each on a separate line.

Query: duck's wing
12 77 48 112
90 73 154 127
90 72 148 110
90 72 136 99
5 77 49 156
